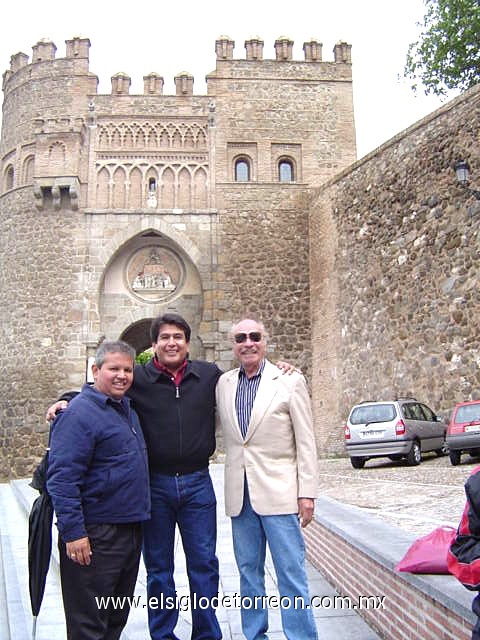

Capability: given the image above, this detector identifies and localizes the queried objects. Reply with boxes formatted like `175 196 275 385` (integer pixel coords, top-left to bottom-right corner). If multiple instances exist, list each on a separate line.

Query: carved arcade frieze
93 119 210 210
96 120 208 151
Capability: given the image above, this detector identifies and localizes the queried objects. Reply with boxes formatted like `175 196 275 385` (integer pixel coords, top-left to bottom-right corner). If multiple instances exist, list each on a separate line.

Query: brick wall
303 501 475 639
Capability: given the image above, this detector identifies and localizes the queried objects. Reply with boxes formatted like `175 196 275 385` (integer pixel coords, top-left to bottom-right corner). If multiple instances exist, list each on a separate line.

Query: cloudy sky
0 0 455 159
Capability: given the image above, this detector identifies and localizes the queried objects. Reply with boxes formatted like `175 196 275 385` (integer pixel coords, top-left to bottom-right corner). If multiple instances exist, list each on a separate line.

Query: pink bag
395 526 457 574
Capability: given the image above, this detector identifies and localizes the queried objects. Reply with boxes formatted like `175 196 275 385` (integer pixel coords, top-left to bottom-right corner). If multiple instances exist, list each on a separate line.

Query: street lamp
453 160 480 200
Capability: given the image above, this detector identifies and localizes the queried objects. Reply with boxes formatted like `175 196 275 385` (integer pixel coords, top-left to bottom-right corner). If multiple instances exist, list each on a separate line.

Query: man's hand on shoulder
276 361 301 376
45 400 68 422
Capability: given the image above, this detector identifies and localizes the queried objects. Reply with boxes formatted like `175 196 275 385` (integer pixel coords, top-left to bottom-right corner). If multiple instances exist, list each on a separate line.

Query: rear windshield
455 404 480 424
350 403 396 425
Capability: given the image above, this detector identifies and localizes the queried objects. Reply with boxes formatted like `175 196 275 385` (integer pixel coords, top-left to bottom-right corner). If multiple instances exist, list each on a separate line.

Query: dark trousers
59 522 142 640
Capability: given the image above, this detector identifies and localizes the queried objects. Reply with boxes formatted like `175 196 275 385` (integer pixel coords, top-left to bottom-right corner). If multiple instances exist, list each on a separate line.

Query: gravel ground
317 453 480 537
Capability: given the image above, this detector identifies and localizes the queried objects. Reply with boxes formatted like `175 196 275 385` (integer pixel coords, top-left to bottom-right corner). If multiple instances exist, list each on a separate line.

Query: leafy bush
136 349 153 365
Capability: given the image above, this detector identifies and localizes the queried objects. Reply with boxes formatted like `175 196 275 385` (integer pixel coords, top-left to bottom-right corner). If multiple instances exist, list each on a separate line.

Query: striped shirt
235 359 265 439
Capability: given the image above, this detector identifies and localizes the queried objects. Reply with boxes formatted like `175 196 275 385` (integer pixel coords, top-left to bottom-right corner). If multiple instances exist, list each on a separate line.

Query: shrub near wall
310 84 480 455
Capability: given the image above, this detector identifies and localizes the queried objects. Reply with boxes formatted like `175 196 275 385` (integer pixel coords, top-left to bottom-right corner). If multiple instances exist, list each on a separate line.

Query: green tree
404 0 480 96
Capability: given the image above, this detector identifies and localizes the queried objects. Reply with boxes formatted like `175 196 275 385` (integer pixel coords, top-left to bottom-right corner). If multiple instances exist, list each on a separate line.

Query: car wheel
350 457 366 469
435 440 449 456
449 450 461 466
406 440 421 466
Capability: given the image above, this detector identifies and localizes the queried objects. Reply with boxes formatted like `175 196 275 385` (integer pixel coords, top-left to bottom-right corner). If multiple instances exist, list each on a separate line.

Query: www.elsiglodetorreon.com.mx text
96 593 386 612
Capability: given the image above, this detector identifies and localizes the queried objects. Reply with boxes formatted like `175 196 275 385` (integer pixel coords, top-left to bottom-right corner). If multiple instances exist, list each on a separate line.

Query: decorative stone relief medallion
127 246 184 301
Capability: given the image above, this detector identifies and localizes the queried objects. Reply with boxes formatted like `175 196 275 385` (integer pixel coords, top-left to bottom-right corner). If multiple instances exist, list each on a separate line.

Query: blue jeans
231 484 318 640
472 593 480 639
142 469 222 640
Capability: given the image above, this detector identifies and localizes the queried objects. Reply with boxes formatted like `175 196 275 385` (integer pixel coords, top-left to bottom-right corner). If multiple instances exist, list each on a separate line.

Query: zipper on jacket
175 382 182 456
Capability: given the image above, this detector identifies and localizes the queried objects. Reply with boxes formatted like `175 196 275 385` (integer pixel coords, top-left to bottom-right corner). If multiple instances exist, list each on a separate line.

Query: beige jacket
216 359 318 517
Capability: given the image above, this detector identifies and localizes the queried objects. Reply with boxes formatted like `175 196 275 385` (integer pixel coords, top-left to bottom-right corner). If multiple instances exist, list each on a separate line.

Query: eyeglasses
234 332 262 344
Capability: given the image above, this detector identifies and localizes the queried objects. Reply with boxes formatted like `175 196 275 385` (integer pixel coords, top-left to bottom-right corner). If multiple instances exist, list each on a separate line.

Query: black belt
151 466 208 477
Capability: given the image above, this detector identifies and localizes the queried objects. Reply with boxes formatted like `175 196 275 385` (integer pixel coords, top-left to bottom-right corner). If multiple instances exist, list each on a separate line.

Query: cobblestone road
317 453 480 537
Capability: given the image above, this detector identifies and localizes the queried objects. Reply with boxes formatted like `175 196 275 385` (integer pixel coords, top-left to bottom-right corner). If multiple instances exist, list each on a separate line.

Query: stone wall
215 184 314 371
208 40 356 374
208 50 357 187
310 84 480 455
0 189 89 477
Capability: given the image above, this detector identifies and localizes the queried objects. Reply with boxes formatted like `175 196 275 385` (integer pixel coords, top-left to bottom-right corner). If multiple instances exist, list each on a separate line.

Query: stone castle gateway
3 34 478 480
0 35 356 477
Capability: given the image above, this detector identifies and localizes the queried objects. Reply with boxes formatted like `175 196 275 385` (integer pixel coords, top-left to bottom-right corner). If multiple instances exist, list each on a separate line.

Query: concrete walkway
0 463 380 640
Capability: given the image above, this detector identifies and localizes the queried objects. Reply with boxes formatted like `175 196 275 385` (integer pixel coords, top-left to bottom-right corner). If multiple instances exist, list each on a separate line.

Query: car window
404 403 424 420
402 404 413 419
455 404 480 424
420 404 435 421
350 404 396 425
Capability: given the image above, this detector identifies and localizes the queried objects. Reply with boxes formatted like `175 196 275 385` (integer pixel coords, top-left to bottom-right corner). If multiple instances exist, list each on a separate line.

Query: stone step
0 502 11 640
0 482 34 640
8 479 151 640
0 481 66 640
0 484 65 640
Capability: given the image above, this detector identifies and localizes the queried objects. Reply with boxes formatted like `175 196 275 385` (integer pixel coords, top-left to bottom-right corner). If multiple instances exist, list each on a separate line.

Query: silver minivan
344 398 448 469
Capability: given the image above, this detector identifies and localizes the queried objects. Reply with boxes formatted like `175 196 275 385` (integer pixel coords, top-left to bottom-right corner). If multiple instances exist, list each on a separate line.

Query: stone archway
121 318 153 354
97 229 206 361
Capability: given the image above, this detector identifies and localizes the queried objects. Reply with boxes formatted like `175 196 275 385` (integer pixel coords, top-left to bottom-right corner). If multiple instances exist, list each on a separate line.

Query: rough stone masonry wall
0 52 96 479
310 84 480 455
0 189 88 479
210 50 356 379
216 184 313 373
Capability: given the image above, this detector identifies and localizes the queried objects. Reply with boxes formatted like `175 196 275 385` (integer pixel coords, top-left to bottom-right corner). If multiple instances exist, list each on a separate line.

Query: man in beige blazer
216 317 319 640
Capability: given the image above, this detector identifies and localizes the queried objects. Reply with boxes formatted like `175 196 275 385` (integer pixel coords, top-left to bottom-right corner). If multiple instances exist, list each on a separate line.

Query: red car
447 400 480 465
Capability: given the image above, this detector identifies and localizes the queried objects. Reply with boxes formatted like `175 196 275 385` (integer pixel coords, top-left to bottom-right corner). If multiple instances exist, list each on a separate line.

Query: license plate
361 430 384 439
465 425 480 432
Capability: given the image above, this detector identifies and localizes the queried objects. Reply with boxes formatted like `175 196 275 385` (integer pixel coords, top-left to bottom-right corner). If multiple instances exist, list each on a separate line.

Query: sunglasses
234 332 263 344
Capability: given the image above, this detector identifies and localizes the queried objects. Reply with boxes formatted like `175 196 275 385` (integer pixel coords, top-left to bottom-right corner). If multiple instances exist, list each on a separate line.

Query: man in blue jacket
47 340 150 640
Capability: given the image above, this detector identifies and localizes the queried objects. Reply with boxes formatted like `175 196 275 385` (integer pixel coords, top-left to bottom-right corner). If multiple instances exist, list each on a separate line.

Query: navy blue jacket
47 384 150 542
128 359 222 474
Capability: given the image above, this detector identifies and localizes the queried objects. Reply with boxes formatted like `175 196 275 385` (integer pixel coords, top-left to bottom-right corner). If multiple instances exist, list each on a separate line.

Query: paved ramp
0 464 380 640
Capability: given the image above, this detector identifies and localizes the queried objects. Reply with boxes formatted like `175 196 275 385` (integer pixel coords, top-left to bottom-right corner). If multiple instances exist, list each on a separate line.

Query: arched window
235 158 250 182
5 165 14 191
23 156 35 184
148 177 157 193
279 159 294 182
